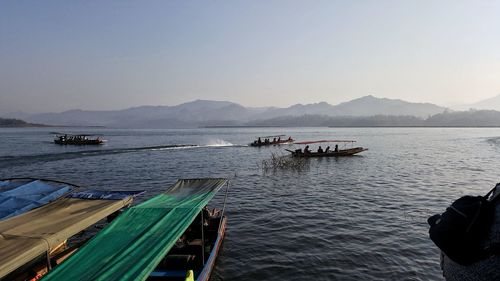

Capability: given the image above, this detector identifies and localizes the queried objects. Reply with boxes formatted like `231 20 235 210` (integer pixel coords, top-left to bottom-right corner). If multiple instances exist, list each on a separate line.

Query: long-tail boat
286 140 368 157
249 135 294 147
42 178 229 281
0 187 143 281
53 133 104 145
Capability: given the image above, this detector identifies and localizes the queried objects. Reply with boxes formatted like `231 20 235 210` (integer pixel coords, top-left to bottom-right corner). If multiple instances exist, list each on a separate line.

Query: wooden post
201 211 205 266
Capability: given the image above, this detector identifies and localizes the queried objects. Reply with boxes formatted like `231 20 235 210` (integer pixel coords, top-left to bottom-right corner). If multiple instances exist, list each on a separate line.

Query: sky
1 0 499 114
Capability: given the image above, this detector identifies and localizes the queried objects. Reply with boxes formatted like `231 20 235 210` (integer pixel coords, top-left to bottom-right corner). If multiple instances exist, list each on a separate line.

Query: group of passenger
58 134 89 142
296 144 338 155
254 136 293 145
56 134 100 144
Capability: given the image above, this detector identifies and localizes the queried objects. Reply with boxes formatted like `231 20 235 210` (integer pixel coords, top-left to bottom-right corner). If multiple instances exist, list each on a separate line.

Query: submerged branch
261 152 308 172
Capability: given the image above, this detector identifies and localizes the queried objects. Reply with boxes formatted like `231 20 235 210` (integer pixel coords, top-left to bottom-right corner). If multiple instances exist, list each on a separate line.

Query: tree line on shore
246 110 500 127
0 118 45 127
5 109 500 128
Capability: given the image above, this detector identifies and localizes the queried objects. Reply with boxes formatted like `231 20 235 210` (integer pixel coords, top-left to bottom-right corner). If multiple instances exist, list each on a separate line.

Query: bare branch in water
261 152 308 172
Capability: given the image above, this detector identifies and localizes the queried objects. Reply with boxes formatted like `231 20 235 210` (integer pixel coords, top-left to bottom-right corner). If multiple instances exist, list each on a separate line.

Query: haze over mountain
7 95 448 128
453 94 500 111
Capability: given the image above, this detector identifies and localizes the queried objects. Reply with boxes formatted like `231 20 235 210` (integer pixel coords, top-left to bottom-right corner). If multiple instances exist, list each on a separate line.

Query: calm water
2 127 500 281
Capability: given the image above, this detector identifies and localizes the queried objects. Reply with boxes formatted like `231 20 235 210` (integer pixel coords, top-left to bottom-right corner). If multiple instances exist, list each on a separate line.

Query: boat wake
486 136 500 146
0 144 199 169
203 139 236 147
485 136 500 153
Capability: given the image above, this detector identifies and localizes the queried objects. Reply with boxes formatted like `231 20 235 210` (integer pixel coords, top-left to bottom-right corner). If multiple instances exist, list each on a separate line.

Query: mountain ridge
4 95 449 128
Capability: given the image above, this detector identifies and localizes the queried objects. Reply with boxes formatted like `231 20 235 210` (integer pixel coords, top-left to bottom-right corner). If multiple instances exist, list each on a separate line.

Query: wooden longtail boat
249 135 294 147
53 133 104 145
42 178 230 281
287 140 368 157
0 188 143 281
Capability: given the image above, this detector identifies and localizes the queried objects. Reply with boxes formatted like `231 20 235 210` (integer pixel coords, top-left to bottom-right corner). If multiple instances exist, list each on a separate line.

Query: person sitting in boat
265 138 270 144
325 146 330 153
175 234 188 248
202 206 211 227
258 137 262 144
288 136 292 141
273 137 277 143
304 145 310 154
334 144 338 152
278 137 281 142
317 146 324 153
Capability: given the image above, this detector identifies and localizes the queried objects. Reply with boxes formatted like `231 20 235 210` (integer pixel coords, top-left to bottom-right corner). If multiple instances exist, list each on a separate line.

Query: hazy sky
1 0 499 114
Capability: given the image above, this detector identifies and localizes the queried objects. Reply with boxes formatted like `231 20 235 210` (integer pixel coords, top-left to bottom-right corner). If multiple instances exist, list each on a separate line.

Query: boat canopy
257 134 286 138
51 132 101 137
42 178 228 281
294 140 356 145
0 179 73 220
0 190 139 279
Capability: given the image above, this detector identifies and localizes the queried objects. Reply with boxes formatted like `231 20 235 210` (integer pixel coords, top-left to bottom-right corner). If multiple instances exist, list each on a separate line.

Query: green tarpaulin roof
42 178 228 281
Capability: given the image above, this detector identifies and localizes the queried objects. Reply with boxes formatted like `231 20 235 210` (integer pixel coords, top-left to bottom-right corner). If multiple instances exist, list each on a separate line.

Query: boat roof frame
256 134 287 138
51 132 102 137
294 140 356 145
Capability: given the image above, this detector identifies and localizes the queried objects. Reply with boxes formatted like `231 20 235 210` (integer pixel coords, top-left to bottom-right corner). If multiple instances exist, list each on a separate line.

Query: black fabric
428 184 500 265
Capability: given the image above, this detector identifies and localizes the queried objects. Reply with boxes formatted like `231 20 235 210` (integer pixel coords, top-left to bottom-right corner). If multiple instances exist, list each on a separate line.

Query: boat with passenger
0 180 143 281
53 133 104 145
42 178 229 281
286 140 368 157
249 135 294 147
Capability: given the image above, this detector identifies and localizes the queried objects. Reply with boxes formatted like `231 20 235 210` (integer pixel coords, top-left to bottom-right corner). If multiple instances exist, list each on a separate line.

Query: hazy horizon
1 1 499 114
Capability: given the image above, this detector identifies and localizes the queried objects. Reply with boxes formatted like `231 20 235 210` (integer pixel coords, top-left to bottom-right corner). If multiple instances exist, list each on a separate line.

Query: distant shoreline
0 117 49 128
0 124 107 128
0 118 107 128
202 125 500 128
4 123 500 129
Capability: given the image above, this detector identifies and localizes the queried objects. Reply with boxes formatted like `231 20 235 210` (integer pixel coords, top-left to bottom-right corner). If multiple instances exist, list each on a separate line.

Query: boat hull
196 216 227 281
148 215 227 281
291 147 367 157
54 139 104 145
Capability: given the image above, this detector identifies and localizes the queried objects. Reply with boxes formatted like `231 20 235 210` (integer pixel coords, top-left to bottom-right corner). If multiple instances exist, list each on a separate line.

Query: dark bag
428 183 500 265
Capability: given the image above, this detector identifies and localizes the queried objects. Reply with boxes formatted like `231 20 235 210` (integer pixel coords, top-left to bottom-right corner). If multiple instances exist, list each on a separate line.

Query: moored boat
42 178 229 281
249 135 294 147
0 187 143 280
287 140 368 157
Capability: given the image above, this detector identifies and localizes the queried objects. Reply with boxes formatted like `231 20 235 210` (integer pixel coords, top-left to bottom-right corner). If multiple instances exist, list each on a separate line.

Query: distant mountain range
5 95 500 128
4 95 449 128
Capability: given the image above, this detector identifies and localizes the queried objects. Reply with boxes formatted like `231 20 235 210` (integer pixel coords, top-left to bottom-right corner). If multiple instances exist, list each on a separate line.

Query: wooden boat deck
148 212 226 281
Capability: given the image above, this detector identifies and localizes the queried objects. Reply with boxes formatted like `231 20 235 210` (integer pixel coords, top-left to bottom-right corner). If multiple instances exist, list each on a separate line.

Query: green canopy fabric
42 178 228 281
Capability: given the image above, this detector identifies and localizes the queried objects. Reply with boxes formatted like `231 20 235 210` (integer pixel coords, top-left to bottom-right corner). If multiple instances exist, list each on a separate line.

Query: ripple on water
3 127 500 280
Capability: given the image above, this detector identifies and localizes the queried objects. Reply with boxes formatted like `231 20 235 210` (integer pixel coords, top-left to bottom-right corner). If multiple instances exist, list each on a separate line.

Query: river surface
2 127 500 281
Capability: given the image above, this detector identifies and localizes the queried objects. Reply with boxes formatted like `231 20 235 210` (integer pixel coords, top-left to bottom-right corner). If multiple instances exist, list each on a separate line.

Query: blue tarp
68 190 145 200
0 180 71 220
